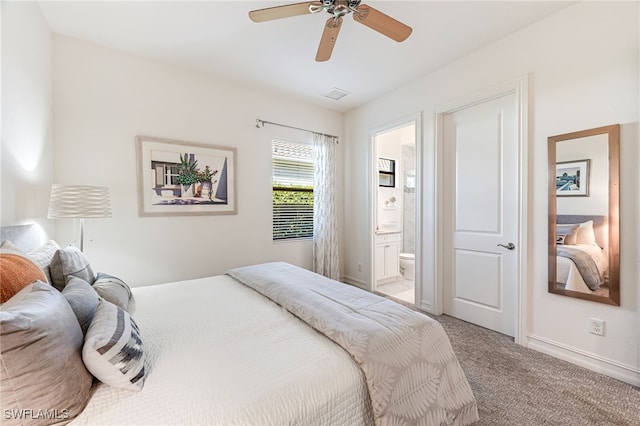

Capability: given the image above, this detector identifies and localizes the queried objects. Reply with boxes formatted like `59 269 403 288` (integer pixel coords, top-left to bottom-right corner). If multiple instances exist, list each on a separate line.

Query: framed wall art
556 159 590 197
136 135 237 216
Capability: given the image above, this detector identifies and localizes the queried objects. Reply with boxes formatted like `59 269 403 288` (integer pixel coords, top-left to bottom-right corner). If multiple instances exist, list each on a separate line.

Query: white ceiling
38 1 574 112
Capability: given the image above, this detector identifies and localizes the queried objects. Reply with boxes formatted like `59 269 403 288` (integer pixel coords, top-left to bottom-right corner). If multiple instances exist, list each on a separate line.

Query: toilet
399 253 415 280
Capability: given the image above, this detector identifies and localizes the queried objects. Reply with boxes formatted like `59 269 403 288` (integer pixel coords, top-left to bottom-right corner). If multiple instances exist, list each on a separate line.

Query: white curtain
313 133 340 280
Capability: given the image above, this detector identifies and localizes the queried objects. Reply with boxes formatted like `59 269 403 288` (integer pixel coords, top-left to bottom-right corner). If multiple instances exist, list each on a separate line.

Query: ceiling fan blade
249 2 321 23
352 4 412 42
316 17 343 62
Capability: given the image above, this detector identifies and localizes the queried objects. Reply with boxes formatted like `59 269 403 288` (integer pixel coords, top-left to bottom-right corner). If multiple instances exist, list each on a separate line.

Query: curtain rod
255 119 339 143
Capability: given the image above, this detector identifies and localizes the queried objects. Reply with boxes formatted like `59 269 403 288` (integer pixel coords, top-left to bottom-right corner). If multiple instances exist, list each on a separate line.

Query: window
272 140 313 240
150 161 181 196
150 161 179 186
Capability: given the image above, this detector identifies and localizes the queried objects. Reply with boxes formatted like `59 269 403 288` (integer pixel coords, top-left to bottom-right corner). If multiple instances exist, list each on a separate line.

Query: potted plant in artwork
176 154 199 198
196 165 218 200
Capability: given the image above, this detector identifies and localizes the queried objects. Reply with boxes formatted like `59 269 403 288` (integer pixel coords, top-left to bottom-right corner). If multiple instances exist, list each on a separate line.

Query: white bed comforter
71 274 373 425
228 262 478 426
557 244 608 294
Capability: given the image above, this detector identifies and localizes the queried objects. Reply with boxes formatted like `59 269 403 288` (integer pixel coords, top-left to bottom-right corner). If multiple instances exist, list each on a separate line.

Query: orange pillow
0 253 47 303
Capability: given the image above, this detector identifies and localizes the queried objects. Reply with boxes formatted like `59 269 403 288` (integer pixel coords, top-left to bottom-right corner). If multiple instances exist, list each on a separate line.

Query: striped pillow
93 272 132 311
82 299 146 391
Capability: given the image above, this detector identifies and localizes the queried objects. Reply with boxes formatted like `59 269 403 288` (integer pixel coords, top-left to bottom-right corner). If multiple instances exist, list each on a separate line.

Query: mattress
71 274 373 425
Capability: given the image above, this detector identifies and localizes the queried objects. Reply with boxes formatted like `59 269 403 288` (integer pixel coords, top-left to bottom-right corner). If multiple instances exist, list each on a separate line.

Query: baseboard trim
527 333 640 387
342 275 367 290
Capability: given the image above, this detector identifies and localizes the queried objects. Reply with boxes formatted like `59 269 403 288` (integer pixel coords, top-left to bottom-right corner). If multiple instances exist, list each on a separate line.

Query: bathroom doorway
370 116 420 305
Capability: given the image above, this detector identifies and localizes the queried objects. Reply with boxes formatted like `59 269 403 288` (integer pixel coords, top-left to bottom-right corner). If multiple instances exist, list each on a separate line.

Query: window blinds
272 140 314 240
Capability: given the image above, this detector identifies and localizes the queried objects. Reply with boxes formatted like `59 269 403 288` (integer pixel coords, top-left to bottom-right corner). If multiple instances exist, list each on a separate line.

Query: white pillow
83 299 146 391
0 240 21 252
27 240 61 284
556 224 579 245
557 221 598 246
576 220 598 245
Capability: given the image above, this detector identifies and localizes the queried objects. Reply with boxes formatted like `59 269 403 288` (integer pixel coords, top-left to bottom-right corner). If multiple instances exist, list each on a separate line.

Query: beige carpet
432 313 640 425
375 292 639 425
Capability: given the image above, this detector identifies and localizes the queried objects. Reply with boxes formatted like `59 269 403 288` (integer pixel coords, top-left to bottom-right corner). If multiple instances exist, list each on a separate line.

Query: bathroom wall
376 132 403 231
401 143 416 254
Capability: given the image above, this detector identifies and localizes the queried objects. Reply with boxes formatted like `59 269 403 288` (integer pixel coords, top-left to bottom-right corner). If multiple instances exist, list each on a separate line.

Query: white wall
343 1 639 385
1 2 54 240
52 35 344 286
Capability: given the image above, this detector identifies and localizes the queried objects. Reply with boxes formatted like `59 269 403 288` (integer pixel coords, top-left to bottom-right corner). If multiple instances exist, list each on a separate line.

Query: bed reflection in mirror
548 124 620 306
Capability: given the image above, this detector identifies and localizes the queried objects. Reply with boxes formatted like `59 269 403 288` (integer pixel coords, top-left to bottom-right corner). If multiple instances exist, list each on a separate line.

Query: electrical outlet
357 263 362 272
589 318 604 336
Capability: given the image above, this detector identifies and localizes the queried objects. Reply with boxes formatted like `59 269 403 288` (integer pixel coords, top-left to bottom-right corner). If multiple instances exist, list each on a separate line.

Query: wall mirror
548 124 619 305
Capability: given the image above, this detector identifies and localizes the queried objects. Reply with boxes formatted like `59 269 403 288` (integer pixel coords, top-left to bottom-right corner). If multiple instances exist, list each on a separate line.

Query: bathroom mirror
548 124 619 305
378 158 396 187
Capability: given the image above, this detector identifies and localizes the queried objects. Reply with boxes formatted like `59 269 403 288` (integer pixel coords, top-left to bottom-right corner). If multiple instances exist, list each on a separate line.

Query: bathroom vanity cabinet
375 232 401 283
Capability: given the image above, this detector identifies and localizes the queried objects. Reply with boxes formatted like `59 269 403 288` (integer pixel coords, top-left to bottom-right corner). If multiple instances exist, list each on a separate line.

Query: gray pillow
93 272 132 311
49 245 96 291
0 281 93 424
83 299 146 391
62 276 101 335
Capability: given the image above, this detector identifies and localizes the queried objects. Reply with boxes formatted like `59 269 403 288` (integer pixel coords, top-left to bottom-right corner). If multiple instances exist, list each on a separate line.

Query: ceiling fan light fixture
324 87 349 100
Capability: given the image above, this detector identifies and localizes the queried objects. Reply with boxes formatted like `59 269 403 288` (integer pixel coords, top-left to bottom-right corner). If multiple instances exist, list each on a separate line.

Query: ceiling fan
249 0 412 62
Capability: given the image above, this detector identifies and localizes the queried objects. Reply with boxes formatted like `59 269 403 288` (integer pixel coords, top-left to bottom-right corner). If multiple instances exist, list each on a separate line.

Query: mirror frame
548 124 620 306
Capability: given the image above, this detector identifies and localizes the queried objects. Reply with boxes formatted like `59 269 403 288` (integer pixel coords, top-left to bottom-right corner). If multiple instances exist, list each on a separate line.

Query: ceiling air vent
323 87 349 101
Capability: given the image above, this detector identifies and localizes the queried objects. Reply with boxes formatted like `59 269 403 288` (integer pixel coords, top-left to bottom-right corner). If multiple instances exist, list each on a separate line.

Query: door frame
434 76 529 345
368 112 423 306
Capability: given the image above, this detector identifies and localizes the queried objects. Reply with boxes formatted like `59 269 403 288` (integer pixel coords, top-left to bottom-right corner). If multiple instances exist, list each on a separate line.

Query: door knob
497 243 515 250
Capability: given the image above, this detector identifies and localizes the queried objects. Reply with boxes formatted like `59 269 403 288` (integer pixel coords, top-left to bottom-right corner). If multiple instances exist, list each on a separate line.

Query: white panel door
442 93 518 337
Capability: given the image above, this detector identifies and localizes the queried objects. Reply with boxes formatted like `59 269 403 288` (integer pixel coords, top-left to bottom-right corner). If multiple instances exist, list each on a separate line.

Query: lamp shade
47 185 112 219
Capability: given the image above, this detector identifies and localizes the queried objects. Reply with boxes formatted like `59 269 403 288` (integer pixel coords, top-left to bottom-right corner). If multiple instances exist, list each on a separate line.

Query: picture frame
556 159 590 197
136 135 237 216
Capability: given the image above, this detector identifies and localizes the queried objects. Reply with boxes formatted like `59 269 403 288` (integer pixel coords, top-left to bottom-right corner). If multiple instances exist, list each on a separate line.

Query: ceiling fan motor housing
323 0 362 17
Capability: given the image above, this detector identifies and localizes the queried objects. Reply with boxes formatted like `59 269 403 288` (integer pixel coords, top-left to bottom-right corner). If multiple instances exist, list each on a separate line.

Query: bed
555 215 608 294
1 225 478 426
